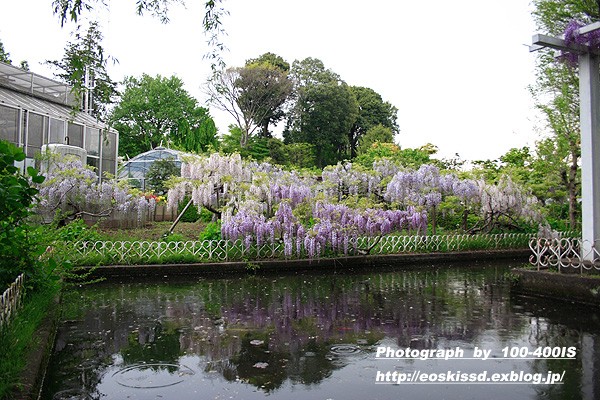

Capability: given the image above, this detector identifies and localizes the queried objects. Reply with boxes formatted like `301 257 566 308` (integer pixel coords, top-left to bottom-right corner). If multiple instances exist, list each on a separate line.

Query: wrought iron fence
0 273 25 330
529 237 600 271
66 233 533 266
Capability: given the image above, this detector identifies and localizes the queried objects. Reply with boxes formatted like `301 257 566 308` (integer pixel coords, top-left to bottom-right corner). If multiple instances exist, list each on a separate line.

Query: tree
46 21 118 119
205 68 258 148
284 58 358 168
529 0 594 230
111 74 215 156
205 61 292 147
173 107 218 153
348 86 398 158
242 53 292 138
356 124 395 155
532 0 599 36
146 158 181 195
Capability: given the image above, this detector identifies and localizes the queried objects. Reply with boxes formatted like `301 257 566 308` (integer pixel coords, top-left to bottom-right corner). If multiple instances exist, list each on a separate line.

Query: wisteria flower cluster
35 154 154 223
170 153 543 256
221 199 427 259
561 20 600 66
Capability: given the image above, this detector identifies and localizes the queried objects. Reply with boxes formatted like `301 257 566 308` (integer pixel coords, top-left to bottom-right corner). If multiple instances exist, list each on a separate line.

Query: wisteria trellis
165 154 543 260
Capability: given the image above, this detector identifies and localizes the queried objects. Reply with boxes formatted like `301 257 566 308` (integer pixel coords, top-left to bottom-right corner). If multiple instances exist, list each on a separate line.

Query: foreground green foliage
0 141 46 288
0 283 60 398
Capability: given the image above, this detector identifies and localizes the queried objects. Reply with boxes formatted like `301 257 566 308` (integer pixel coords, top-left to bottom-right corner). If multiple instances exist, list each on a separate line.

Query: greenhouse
0 61 118 178
117 146 187 190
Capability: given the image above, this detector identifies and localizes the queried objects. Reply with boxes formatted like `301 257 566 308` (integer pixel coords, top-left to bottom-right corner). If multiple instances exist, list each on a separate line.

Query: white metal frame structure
531 23 600 262
0 61 117 179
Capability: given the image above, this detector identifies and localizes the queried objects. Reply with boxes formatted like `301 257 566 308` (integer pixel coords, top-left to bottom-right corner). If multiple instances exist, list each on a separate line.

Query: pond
41 261 600 400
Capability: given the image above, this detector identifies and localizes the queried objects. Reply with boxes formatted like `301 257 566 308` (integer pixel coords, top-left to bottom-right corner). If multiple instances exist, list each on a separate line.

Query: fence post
1 273 25 331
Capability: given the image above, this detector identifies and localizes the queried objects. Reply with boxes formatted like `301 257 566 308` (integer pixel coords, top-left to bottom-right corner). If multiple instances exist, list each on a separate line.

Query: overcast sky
1 0 543 161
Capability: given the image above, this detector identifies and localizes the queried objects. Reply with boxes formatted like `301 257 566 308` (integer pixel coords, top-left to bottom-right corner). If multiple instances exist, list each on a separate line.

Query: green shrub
199 221 222 241
162 233 187 243
178 196 200 222
0 140 46 288
54 219 102 242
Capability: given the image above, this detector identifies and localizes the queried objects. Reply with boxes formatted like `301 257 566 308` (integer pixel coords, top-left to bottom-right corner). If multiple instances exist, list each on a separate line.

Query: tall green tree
529 0 598 229
243 53 292 138
46 21 118 119
111 74 215 156
284 58 358 168
348 86 398 158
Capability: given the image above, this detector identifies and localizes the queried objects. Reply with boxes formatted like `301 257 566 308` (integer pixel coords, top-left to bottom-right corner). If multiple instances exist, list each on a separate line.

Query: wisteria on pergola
530 22 600 261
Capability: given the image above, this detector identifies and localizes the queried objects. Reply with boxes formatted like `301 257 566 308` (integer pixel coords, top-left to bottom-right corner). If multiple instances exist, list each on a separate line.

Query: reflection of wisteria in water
41 264 600 400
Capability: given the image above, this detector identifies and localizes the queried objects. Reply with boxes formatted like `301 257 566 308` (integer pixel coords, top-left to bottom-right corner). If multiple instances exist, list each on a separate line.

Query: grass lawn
0 284 59 398
98 221 207 241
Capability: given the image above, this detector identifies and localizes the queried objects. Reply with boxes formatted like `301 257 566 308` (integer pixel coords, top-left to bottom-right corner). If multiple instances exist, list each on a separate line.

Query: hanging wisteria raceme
322 162 382 200
384 164 443 207
372 158 402 180
35 154 153 223
476 175 542 229
447 177 479 203
247 169 315 216
222 197 427 259
168 153 253 215
561 20 600 66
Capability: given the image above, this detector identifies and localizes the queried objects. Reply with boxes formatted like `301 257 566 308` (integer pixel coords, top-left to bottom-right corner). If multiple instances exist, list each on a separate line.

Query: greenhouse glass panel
85 127 100 156
48 118 65 144
67 123 84 147
27 112 47 157
0 104 19 144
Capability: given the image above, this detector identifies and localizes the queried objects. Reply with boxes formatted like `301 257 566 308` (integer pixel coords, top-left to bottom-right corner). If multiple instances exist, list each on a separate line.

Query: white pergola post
531 26 600 262
579 52 600 260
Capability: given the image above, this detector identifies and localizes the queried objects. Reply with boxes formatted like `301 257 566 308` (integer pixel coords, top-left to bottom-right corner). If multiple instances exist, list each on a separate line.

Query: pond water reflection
42 262 600 400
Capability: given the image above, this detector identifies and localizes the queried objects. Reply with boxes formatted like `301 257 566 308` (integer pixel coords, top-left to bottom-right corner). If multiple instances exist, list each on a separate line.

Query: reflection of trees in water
45 267 543 395
510 295 600 400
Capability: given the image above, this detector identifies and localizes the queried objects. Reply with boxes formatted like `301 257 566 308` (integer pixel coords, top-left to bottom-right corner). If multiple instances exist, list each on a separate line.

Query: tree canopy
349 86 398 158
111 74 216 157
284 58 358 168
46 21 118 120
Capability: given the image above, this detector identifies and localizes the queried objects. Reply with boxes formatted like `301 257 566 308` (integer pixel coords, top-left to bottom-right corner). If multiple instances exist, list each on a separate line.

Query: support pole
579 52 600 261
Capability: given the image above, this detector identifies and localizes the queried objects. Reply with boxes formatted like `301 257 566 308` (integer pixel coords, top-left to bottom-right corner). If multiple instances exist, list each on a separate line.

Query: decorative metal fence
529 237 600 271
66 233 533 266
0 273 25 330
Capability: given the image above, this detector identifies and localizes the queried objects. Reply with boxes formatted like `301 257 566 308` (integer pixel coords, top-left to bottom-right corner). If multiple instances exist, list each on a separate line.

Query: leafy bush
54 219 102 242
178 196 200 222
0 140 46 287
199 221 222 241
162 233 187 243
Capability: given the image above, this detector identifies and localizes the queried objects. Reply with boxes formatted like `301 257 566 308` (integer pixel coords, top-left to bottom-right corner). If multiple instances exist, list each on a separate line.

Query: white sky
0 0 544 161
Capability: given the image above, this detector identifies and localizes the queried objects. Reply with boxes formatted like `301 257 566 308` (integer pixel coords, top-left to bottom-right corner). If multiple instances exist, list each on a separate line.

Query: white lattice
529 237 600 271
66 233 534 266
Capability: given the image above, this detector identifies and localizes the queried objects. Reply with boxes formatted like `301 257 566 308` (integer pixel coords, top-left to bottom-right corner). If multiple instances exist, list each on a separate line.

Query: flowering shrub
167 153 544 259
34 152 154 224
